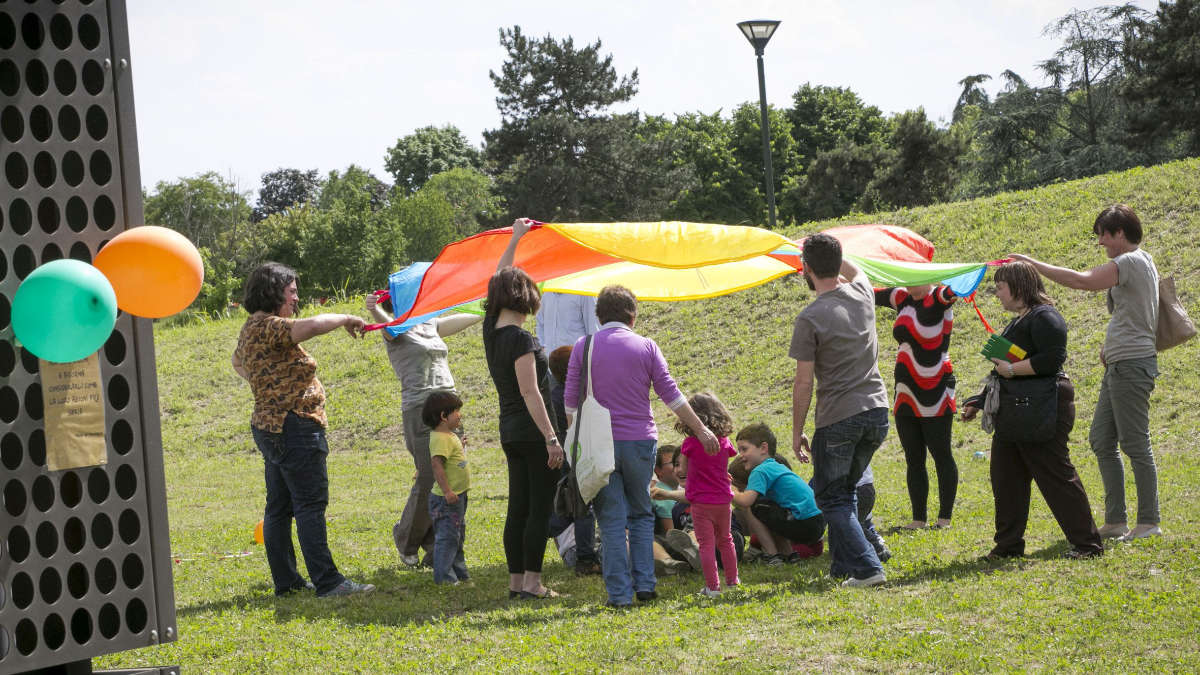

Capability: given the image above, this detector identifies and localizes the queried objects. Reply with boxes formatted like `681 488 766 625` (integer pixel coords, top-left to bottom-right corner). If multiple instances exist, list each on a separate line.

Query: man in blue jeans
790 233 891 587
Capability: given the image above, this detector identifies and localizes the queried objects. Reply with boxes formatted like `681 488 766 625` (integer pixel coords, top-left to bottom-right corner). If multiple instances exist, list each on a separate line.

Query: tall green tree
787 83 887 168
144 172 253 258
953 74 992 123
384 125 481 195
144 172 256 314
253 168 320 222
782 140 888 223
485 26 669 221
419 167 504 237
654 111 762 225
962 5 1150 195
730 102 799 226
317 165 391 212
1123 0 1200 156
860 109 969 212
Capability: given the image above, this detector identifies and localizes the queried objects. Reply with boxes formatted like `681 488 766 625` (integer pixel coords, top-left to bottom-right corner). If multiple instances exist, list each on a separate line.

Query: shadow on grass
174 540 1099 628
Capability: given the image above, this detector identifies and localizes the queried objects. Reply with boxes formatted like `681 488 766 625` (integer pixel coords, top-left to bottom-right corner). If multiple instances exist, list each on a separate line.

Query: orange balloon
254 519 264 545
93 225 204 318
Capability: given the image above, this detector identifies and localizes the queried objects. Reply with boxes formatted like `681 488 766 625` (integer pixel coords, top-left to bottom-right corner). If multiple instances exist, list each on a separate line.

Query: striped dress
874 286 957 417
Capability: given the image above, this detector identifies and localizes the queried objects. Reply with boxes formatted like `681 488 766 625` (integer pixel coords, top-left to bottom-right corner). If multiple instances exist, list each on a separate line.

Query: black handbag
552 336 592 520
994 376 1058 443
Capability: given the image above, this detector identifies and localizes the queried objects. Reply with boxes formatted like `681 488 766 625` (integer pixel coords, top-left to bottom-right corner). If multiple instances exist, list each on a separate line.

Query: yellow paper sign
40 353 108 471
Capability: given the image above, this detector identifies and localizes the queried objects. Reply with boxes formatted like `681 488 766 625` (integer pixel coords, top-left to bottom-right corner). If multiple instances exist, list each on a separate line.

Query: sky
125 0 1161 194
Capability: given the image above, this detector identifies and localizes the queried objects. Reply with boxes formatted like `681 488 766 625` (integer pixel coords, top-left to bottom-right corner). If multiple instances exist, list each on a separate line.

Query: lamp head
737 20 780 54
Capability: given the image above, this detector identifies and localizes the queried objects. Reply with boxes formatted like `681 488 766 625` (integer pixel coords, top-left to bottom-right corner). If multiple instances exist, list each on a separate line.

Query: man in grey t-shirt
1011 203 1162 542
789 232 890 587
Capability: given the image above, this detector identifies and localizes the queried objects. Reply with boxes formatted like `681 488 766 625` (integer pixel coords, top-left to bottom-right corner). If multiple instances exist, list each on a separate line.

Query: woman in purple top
564 285 719 608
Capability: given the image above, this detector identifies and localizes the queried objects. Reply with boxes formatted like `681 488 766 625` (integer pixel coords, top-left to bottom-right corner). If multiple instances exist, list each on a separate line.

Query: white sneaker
400 553 420 567
1117 524 1162 541
842 572 886 588
1097 523 1129 539
698 586 722 598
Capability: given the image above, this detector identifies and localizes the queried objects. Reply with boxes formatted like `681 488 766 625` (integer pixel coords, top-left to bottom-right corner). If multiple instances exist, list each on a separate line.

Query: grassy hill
102 158 1200 672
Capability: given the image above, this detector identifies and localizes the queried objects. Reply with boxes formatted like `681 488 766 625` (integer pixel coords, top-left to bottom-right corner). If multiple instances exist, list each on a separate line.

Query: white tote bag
566 335 615 502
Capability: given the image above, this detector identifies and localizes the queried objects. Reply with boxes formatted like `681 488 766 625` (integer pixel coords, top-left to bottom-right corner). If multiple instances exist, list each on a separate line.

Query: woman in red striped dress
875 284 959 530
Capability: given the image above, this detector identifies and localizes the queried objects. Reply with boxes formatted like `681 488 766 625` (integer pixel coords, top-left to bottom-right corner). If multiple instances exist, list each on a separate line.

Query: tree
144 172 253 265
384 125 482 195
317 165 390 212
654 111 762 225
859 108 969 212
397 190 457 262
961 5 1151 195
953 74 992 123
253 168 320 222
782 140 888 222
485 26 667 221
1123 0 1200 156
144 172 256 315
730 102 799 226
787 83 887 168
1041 4 1148 147
419 167 504 237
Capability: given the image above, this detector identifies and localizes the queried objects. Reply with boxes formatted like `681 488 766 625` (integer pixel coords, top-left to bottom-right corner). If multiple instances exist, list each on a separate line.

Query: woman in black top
961 262 1102 560
484 219 565 599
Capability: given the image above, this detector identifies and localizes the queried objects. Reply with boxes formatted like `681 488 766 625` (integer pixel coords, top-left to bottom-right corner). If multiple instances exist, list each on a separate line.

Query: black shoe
635 590 658 602
276 580 316 596
979 551 1022 563
575 559 603 576
785 552 803 564
604 601 632 609
1063 547 1103 560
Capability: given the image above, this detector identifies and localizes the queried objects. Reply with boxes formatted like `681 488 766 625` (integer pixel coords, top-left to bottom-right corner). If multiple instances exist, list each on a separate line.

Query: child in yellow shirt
423 391 470 584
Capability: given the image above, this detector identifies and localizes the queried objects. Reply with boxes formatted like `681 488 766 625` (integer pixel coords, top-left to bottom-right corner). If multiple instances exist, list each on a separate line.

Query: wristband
546 437 559 446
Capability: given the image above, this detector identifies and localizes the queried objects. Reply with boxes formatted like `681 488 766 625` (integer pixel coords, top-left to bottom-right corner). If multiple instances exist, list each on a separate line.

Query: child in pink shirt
676 393 739 596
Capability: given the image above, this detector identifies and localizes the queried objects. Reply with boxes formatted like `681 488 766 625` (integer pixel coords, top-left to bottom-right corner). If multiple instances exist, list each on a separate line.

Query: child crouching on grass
424 391 470 585
732 423 825 559
676 393 740 597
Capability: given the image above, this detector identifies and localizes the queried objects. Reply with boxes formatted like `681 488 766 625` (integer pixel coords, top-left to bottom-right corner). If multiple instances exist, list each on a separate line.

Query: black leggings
501 439 558 574
895 414 957 522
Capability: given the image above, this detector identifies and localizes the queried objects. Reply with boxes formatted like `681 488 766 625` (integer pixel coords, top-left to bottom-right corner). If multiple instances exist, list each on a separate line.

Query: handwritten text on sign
40 353 107 470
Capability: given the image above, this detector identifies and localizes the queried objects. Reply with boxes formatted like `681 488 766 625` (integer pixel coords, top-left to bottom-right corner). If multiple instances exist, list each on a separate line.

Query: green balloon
12 259 118 363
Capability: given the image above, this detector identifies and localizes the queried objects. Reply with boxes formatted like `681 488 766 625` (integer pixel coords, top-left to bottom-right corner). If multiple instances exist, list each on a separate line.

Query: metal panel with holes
1 1 177 672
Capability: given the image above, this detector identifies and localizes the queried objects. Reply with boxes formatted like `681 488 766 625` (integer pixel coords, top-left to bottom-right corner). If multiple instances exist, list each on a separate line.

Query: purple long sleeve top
563 322 686 441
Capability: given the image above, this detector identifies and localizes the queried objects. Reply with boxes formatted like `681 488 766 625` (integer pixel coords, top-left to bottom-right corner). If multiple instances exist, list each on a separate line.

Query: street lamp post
737 19 781 229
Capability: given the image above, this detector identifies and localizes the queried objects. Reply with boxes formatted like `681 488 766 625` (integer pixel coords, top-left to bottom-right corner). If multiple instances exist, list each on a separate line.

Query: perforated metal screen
1 1 177 672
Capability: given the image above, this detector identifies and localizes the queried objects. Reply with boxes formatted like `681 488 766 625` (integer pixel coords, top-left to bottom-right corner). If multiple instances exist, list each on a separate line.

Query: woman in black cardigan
961 262 1103 560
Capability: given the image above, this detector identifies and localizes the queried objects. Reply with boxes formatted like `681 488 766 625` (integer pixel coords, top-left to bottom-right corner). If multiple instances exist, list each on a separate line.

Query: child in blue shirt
732 423 825 561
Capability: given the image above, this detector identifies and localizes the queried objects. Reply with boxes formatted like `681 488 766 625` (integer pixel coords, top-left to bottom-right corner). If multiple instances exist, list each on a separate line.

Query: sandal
519 587 561 599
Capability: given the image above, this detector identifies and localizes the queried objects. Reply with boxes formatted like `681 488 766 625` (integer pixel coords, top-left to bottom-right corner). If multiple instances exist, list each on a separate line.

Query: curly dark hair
242 262 298 314
421 390 463 430
484 266 541 319
674 392 734 438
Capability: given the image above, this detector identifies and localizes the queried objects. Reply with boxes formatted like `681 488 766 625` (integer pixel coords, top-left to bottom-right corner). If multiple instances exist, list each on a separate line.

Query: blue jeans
251 413 345 595
593 439 657 604
810 408 889 580
428 492 469 584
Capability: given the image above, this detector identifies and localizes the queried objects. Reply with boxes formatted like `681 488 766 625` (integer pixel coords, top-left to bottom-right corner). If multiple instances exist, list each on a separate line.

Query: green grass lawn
100 158 1200 673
